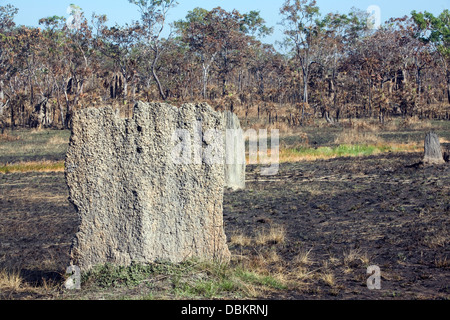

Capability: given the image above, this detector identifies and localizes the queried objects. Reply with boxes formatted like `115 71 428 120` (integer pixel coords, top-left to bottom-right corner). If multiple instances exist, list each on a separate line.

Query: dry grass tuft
319 272 336 287
232 225 287 248
351 120 380 132
293 248 314 266
291 266 313 281
0 269 23 292
434 256 449 269
423 234 448 249
230 233 253 247
46 135 69 146
343 248 370 267
334 129 384 145
381 116 433 131
265 249 282 264
400 116 433 130
254 224 286 246
0 133 21 142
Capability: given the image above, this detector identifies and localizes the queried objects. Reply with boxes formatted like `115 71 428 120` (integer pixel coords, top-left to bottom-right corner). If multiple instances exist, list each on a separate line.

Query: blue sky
9 0 450 46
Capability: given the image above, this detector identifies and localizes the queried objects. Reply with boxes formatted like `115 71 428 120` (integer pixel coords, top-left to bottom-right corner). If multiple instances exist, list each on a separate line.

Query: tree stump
423 132 445 165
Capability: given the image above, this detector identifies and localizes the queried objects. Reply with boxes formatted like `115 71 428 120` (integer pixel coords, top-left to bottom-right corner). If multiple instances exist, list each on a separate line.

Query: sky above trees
10 0 450 48
1 0 449 132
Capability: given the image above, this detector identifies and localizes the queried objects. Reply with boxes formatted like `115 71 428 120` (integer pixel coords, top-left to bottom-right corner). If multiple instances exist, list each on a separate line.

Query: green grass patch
280 143 422 162
291 144 385 157
0 129 70 164
173 278 238 299
233 268 287 290
79 259 288 300
82 263 158 288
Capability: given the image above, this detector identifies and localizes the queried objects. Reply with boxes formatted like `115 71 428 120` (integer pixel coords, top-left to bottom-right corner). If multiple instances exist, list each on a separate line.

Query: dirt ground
224 152 449 300
0 150 448 300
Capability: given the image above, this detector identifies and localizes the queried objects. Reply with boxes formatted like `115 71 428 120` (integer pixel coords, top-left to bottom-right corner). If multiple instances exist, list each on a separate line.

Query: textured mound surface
65 102 230 271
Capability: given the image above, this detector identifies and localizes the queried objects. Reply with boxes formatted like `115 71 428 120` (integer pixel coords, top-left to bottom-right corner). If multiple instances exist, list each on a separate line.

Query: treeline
0 0 449 131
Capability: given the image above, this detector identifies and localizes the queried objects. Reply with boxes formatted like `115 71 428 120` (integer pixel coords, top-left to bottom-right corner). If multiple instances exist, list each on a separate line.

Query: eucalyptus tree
280 0 321 122
128 0 178 101
175 7 220 99
0 3 18 128
97 20 141 104
176 7 272 99
412 10 450 103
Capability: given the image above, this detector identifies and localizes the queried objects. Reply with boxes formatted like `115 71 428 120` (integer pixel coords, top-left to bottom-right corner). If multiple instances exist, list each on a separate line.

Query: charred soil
0 152 448 300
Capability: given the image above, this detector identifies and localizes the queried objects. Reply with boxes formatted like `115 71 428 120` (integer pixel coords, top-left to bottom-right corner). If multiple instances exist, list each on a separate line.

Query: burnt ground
224 152 450 300
0 172 78 291
0 152 449 300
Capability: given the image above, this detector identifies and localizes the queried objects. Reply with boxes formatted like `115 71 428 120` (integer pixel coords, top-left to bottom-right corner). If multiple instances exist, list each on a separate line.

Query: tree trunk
416 67 422 102
152 58 166 101
446 71 450 104
131 76 136 104
324 111 335 124
0 98 4 134
368 80 373 118
222 76 227 97
303 80 308 104
401 68 408 86
202 63 209 99
0 81 4 101
447 81 450 105
10 101 14 131
73 81 84 109
58 101 64 129
379 106 385 125
64 87 71 129
302 66 309 105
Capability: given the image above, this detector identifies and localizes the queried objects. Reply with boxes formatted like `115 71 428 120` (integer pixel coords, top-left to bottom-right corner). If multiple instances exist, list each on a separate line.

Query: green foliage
280 0 321 35
234 268 287 290
38 15 66 29
174 7 208 31
128 0 175 7
412 9 450 57
176 6 272 40
1 1 450 129
83 263 157 288
128 0 178 21
79 259 289 299
241 10 274 38
0 3 18 31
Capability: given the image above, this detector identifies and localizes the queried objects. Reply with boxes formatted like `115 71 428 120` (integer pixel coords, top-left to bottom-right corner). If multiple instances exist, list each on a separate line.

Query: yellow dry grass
230 224 287 247
0 133 21 142
230 233 253 247
319 272 336 287
276 142 423 164
293 248 314 266
46 135 69 146
343 248 371 267
0 269 23 292
254 225 286 246
334 129 384 145
0 161 65 174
